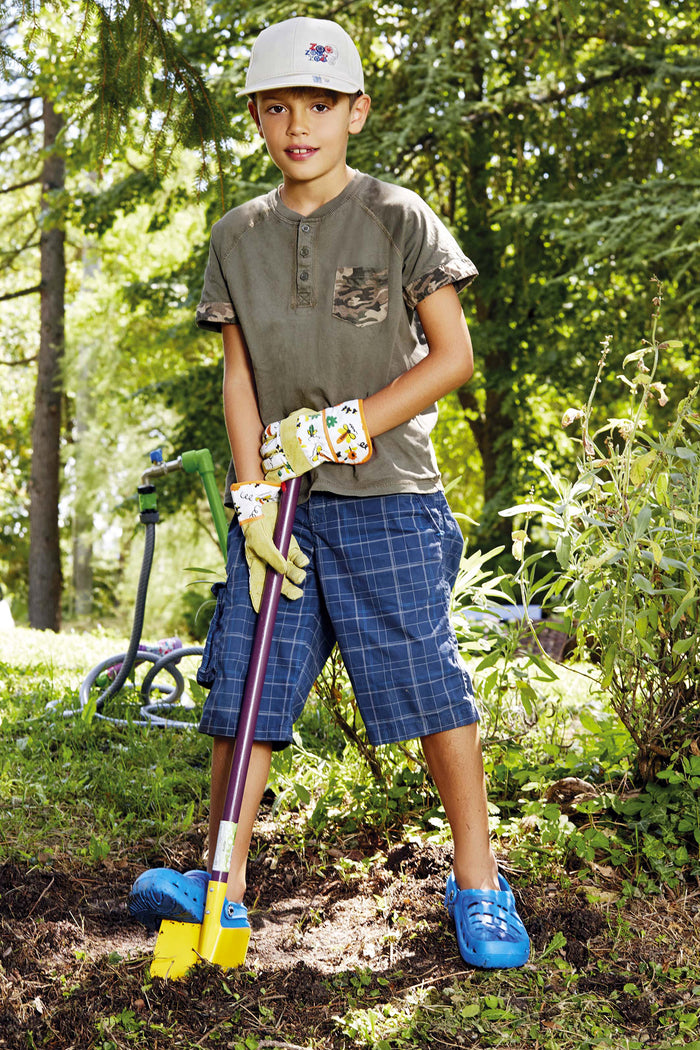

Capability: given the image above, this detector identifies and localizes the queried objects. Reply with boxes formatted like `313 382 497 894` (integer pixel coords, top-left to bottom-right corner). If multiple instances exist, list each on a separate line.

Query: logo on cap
305 42 338 65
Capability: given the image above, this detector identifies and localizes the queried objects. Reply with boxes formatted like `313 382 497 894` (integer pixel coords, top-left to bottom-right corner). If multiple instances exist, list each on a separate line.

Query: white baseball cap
237 17 365 97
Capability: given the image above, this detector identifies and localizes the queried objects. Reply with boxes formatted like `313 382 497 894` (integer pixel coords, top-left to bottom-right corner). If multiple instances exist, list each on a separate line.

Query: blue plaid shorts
197 491 479 746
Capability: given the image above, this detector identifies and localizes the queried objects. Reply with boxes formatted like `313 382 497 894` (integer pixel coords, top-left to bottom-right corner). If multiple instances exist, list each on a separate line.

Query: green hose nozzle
180 449 229 560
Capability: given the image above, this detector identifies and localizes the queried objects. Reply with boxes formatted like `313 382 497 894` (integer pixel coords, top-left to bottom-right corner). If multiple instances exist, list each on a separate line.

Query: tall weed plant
505 283 699 781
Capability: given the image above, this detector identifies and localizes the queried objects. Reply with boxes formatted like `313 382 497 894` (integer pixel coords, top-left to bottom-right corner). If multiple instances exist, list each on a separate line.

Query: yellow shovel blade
148 881 250 980
150 919 201 979
196 879 250 969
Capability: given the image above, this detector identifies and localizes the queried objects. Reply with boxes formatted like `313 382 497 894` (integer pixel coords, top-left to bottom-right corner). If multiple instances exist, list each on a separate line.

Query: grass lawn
1 626 699 1050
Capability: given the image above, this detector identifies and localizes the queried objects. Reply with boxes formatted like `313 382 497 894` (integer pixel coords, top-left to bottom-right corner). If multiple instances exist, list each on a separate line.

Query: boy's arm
362 283 473 437
222 323 308 610
222 323 265 482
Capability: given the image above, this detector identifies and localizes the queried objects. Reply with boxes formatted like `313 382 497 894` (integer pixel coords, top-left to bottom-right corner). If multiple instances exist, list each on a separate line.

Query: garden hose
55 448 229 729
74 521 203 729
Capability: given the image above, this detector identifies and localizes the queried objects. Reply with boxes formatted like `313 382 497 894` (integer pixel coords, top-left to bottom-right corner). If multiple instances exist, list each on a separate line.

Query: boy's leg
209 736 273 903
423 722 530 968
420 722 499 891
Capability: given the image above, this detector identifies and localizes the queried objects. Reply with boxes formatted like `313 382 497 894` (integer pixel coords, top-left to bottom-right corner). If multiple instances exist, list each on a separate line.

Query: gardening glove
230 482 309 613
260 399 373 483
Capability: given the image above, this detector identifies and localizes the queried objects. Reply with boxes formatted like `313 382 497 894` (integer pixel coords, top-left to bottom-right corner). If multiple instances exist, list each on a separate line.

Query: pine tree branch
0 353 38 366
573 29 700 50
0 113 40 146
456 59 700 128
0 284 42 301
1 175 41 193
0 232 41 262
0 94 40 104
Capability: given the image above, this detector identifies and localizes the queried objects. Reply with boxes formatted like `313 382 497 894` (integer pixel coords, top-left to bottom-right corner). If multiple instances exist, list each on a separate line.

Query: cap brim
236 74 363 97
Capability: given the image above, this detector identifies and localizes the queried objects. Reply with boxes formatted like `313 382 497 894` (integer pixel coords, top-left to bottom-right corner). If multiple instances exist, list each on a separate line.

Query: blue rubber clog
444 871 530 969
220 898 249 929
128 868 209 930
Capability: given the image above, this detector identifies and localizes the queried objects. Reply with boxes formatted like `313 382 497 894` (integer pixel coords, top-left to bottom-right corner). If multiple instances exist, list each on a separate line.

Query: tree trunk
28 99 65 630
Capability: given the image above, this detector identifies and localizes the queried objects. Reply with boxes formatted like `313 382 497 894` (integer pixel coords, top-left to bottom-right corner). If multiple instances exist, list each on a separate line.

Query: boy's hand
260 399 372 482
230 482 309 612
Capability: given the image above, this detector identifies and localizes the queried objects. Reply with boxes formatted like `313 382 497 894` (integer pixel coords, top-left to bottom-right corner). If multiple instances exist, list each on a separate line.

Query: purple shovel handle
212 475 302 880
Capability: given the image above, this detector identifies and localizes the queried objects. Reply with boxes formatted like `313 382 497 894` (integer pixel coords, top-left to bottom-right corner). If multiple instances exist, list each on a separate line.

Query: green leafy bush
451 545 559 739
504 753 700 886
505 285 700 780
611 753 700 886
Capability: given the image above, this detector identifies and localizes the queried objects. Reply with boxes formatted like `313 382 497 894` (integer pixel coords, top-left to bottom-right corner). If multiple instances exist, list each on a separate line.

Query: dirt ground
2 821 698 1049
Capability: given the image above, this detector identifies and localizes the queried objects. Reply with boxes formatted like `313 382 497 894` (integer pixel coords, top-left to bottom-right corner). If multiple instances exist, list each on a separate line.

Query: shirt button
300 246 310 257
299 271 309 281
300 223 310 233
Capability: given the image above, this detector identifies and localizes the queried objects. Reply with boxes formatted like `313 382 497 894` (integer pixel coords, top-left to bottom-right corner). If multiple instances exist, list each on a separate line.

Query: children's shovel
150 475 302 978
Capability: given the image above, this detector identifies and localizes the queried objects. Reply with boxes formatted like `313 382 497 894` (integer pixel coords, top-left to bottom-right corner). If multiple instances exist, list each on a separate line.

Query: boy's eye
311 103 330 113
266 104 286 114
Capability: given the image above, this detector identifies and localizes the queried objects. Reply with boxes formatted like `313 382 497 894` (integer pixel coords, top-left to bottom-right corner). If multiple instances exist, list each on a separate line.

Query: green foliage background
0 0 699 628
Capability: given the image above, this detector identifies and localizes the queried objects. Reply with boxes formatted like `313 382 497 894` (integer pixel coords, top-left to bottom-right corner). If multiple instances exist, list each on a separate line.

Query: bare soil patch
1 830 698 1049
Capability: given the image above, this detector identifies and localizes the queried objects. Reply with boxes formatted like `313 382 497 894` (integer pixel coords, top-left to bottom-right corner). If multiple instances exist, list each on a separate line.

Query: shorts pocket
415 493 447 537
333 267 389 327
196 581 226 689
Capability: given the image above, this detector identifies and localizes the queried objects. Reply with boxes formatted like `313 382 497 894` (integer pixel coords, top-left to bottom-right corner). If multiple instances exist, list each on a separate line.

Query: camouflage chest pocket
333 267 389 327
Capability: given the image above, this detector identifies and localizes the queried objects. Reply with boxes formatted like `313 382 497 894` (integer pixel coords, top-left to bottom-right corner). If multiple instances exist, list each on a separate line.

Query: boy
132 16 529 969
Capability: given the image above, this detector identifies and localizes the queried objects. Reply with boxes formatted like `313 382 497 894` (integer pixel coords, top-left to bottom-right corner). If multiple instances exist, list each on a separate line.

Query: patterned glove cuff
230 481 281 522
321 399 373 464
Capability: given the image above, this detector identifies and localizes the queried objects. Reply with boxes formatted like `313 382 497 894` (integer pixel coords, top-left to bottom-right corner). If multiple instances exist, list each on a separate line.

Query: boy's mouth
285 147 318 158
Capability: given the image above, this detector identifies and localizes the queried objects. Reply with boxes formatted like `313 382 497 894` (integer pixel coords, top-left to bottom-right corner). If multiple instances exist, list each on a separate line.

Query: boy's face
249 87 370 195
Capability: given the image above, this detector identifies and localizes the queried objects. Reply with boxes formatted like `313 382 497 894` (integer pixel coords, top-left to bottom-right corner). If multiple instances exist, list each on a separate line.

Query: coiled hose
49 446 230 729
67 522 204 729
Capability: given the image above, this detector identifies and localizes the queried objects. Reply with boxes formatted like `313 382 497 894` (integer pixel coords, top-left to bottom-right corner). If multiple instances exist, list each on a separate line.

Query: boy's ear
248 98 263 135
348 93 371 136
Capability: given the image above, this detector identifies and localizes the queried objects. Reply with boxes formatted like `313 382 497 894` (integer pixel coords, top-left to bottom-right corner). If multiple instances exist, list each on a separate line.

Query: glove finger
247 551 304 607
261 450 289 472
262 420 281 442
288 538 310 569
280 577 304 602
245 532 288 576
246 553 266 613
260 438 283 461
284 560 307 586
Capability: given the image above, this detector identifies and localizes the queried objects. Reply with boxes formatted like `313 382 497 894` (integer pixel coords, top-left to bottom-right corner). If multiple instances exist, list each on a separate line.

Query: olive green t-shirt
196 171 477 503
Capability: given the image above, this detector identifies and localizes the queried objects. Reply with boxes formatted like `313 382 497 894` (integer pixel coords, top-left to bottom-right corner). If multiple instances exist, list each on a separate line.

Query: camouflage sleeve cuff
195 301 239 332
403 259 479 310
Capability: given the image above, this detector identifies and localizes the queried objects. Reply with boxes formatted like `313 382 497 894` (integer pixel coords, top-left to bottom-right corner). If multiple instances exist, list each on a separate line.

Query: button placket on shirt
296 221 314 307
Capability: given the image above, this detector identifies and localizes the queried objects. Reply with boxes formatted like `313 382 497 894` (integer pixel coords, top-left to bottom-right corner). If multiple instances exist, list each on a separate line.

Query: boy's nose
287 108 309 135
